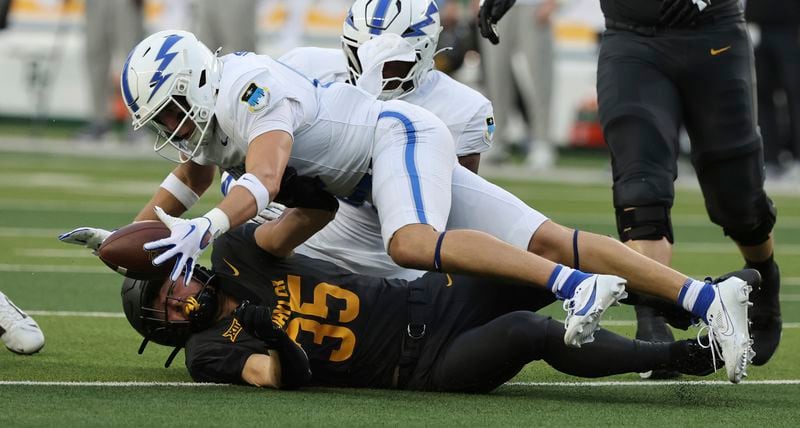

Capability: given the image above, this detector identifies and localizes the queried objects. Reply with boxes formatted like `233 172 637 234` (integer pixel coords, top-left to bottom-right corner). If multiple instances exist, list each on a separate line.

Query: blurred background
0 0 607 155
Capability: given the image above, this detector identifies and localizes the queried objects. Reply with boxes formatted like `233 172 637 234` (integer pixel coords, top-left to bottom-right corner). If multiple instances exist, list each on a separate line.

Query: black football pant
427 311 673 393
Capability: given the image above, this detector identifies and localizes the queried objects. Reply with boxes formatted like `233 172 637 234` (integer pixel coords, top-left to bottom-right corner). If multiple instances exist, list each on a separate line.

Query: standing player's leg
680 22 781 366
596 29 687 379
424 311 714 393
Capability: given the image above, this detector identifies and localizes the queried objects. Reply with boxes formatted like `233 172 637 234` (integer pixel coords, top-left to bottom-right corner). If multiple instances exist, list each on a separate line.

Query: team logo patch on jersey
222 318 243 343
485 116 496 141
240 82 270 113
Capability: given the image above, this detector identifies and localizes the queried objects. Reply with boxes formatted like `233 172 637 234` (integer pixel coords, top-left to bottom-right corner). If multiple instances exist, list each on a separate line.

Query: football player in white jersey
74 21 754 380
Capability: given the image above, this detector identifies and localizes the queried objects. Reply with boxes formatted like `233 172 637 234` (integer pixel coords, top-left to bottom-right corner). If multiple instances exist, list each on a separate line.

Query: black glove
234 301 312 389
660 0 710 28
478 0 516 45
234 301 283 344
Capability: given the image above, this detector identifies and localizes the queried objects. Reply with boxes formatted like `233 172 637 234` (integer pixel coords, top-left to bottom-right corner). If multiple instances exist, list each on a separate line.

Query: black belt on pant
604 14 718 37
396 281 431 389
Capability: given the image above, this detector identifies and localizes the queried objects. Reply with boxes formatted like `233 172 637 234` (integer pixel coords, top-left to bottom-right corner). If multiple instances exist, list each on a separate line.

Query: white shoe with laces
563 274 628 347
700 270 757 384
0 291 45 355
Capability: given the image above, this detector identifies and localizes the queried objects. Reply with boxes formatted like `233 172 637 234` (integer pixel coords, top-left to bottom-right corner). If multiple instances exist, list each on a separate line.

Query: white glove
58 227 112 255
355 33 416 97
252 202 287 224
144 207 216 282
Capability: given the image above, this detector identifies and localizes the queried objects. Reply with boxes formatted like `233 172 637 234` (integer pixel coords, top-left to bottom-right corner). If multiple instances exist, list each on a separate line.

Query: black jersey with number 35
184 223 412 388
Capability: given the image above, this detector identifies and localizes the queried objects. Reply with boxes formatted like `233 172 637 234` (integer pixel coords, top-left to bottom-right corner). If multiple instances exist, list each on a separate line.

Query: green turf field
1 149 799 426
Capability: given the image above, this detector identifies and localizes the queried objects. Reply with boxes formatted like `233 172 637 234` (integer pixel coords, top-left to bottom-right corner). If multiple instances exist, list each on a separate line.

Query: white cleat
0 291 45 355
704 270 758 384
563 275 628 348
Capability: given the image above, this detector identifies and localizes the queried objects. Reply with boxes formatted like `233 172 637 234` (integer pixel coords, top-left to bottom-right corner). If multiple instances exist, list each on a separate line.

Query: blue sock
547 264 592 300
677 278 716 322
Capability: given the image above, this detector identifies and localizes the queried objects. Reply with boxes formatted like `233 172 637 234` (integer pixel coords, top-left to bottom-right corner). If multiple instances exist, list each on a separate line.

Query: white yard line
0 264 110 274
27 311 124 318
0 380 797 387
506 380 800 387
0 381 226 387
24 311 800 329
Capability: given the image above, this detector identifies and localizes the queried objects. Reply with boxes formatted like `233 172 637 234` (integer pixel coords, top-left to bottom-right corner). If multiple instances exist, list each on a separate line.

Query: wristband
160 173 200 209
232 173 270 214
203 207 231 239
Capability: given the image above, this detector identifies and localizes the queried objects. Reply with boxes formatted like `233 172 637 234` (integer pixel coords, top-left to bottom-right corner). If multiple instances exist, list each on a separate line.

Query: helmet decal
147 34 184 103
345 8 357 30
404 1 438 38
368 0 396 35
121 51 139 113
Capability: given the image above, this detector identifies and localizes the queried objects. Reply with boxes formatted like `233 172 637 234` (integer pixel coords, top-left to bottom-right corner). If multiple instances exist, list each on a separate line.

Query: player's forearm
134 188 189 221
135 164 215 221
254 207 335 257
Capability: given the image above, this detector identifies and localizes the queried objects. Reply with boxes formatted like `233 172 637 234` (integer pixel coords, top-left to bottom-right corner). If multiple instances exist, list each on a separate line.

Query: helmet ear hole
199 70 207 88
176 80 188 95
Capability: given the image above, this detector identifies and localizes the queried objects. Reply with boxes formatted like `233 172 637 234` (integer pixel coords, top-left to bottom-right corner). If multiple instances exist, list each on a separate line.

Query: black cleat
668 337 717 377
748 262 782 366
635 305 680 379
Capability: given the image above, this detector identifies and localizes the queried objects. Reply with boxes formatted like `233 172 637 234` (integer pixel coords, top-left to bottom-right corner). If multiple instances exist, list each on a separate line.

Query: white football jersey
279 47 495 157
194 52 381 197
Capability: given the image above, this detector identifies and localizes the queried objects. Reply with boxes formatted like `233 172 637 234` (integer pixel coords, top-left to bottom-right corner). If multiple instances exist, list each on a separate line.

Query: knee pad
723 197 776 246
607 116 678 210
696 149 777 246
616 206 674 243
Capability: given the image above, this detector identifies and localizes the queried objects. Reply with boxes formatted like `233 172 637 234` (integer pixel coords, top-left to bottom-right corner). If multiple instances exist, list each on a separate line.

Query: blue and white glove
144 206 229 282
660 0 710 28
58 227 112 255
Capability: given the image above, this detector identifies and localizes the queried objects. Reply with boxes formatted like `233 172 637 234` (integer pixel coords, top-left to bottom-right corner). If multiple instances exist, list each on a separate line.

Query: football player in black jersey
479 0 782 374
121 222 716 392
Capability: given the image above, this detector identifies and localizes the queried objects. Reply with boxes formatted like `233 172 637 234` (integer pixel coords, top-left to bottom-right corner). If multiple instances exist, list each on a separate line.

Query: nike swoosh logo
714 291 734 336
221 136 229 146
181 225 196 240
223 258 240 277
575 279 598 316
445 274 453 287
710 46 731 56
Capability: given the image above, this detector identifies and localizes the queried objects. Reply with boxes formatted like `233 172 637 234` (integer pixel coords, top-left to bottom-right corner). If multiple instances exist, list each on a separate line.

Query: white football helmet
121 30 222 163
342 0 442 100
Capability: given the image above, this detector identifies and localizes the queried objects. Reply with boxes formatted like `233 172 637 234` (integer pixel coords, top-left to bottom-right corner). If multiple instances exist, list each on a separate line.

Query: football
98 221 174 280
